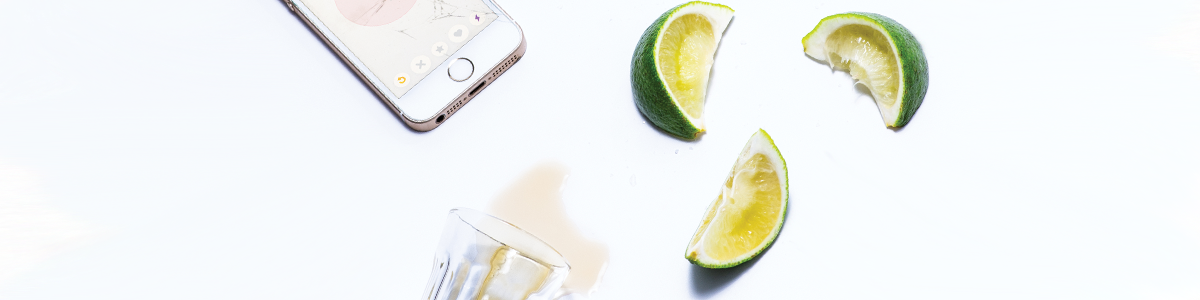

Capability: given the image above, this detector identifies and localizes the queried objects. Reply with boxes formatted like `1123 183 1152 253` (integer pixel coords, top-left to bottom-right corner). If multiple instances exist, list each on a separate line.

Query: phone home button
447 58 474 82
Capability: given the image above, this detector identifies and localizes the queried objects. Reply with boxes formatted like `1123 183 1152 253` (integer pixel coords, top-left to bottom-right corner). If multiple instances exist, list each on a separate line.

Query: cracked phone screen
299 0 498 97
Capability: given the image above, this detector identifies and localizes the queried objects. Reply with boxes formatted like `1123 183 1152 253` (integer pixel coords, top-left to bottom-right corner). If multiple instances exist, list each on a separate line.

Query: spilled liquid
488 163 609 297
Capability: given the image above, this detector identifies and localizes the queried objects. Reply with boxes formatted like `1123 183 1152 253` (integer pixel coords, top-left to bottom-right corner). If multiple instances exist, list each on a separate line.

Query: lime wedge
802 12 928 128
631 1 734 139
685 129 788 268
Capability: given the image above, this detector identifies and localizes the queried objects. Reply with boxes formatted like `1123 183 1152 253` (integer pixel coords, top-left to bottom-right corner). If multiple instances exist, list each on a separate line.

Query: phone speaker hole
436 114 445 123
487 55 520 81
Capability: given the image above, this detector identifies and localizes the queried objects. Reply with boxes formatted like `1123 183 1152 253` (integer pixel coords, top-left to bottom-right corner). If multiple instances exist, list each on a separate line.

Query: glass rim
448 207 570 269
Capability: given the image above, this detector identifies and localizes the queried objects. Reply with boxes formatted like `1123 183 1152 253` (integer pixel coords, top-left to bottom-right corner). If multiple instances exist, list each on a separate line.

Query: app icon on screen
411 56 432 73
469 12 484 25
448 25 469 43
431 42 450 57
394 73 410 87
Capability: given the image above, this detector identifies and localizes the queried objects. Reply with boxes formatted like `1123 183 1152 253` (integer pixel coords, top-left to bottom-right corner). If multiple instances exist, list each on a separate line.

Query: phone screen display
298 0 498 97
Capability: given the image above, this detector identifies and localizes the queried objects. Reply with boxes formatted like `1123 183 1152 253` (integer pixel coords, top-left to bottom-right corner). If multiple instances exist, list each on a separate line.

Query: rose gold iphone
284 0 526 131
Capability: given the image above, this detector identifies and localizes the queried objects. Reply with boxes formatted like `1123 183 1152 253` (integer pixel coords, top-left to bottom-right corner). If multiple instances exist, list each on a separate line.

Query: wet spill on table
488 163 609 297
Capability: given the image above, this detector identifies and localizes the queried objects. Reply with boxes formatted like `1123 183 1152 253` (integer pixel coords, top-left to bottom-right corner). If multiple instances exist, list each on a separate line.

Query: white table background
2 0 1200 299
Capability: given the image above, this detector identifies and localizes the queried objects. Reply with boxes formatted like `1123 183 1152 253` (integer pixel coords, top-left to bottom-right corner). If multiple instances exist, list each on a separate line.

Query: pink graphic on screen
335 0 418 27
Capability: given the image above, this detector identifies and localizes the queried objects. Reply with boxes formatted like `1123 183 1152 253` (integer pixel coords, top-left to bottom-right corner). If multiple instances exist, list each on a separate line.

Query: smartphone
284 0 526 131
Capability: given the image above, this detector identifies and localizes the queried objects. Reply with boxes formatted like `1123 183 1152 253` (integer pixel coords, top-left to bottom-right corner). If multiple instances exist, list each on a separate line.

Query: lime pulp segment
630 1 733 139
701 153 783 262
686 129 788 268
658 13 716 121
825 24 899 106
802 12 928 128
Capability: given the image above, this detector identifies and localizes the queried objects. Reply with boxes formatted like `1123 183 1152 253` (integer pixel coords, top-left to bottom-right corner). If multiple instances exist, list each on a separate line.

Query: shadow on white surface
688 165 796 299
688 252 762 299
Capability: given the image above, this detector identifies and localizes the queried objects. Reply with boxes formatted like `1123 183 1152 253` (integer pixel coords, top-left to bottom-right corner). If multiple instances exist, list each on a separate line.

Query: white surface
1 0 1199 299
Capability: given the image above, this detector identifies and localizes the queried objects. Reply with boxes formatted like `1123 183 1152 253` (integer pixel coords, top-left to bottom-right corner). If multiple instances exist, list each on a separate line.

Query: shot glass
423 208 570 300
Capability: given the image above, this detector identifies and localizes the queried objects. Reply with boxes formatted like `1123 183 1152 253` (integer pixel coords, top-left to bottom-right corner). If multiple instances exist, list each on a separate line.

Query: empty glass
423 208 570 300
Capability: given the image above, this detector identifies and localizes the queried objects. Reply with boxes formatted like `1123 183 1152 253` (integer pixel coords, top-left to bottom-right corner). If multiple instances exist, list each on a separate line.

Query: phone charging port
469 81 487 96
